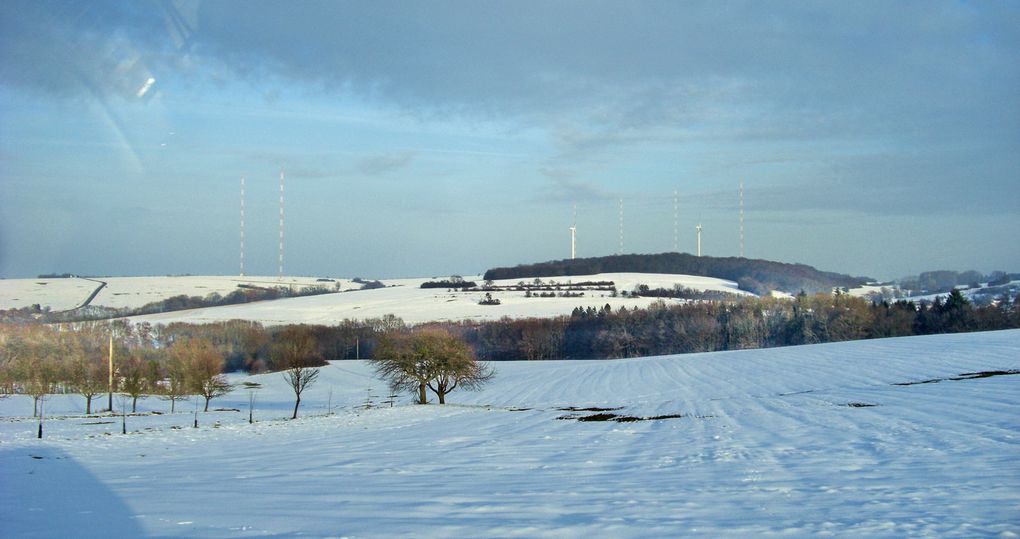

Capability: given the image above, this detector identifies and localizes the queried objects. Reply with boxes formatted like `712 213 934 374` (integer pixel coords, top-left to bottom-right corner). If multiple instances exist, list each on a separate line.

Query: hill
484 252 871 295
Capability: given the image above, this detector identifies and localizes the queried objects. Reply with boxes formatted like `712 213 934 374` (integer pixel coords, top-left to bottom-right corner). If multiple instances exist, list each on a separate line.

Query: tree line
443 289 1020 360
0 314 496 417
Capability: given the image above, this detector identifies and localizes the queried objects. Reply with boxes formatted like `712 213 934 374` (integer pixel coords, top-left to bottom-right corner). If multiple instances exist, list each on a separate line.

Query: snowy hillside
2 330 1018 537
0 273 750 325
0 275 348 311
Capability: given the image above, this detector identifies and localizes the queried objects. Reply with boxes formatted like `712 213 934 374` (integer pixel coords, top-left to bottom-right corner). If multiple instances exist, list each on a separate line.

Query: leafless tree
272 326 322 419
374 329 493 405
174 337 231 412
67 333 106 414
160 347 191 413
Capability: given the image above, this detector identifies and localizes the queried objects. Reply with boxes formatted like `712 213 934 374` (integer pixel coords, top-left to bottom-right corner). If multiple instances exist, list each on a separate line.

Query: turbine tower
569 204 577 260
240 176 245 277
278 168 285 279
696 223 703 257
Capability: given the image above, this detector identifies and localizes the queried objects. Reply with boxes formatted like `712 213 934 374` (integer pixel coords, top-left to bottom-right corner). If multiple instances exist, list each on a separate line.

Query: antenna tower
569 204 577 260
673 189 679 252
739 181 744 258
278 169 285 279
240 176 245 276
618 198 624 255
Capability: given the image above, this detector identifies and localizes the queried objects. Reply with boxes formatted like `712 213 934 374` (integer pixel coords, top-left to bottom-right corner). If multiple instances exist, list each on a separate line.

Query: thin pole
108 332 114 412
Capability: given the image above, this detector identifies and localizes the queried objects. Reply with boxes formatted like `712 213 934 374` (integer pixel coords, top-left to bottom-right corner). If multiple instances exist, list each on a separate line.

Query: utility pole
108 332 114 412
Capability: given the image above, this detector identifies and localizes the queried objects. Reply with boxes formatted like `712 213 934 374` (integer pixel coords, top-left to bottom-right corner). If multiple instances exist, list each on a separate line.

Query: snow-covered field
1 273 750 325
2 330 1018 538
127 273 749 326
0 275 350 311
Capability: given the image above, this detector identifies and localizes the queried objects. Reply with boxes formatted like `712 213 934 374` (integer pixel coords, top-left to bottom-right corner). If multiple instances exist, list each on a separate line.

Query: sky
1 1 1018 282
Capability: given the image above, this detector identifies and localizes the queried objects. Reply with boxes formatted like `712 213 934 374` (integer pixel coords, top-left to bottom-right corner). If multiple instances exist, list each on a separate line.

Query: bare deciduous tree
174 337 231 412
119 351 155 413
62 328 107 414
373 329 493 405
160 347 191 413
272 326 322 419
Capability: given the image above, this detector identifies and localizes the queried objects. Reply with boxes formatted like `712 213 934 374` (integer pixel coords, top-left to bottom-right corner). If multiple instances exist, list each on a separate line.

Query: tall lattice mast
739 181 744 258
618 198 624 255
673 189 679 252
240 176 245 276
278 169 285 279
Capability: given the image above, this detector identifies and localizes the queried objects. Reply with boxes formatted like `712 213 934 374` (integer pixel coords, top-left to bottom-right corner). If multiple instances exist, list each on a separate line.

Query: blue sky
1 1 1018 281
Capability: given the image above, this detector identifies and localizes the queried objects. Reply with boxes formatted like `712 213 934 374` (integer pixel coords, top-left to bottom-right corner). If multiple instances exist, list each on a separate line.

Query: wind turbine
696 223 703 257
569 204 577 260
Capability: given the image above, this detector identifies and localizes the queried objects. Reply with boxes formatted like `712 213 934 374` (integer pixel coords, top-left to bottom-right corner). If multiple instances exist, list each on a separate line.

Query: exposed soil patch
893 369 1020 386
557 406 624 412
558 411 709 423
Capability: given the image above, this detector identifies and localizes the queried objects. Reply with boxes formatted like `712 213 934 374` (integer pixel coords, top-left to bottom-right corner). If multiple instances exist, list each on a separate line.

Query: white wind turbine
696 222 703 257
569 204 577 260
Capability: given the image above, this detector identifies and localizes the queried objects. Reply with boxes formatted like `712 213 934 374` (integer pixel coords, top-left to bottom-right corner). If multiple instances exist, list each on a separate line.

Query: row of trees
0 321 493 417
0 324 232 415
0 324 332 418
446 289 1020 360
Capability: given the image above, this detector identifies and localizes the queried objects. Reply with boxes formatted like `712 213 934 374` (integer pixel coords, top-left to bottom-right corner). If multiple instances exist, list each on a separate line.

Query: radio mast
278 169 285 279
239 176 245 276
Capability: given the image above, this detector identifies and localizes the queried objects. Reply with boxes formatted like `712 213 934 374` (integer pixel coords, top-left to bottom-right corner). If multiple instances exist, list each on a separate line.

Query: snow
0 277 104 311
1 273 749 325
0 275 349 311
2 330 1018 537
120 273 750 326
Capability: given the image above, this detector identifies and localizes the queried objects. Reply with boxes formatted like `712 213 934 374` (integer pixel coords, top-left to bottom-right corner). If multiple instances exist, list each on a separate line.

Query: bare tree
119 351 155 413
7 326 64 417
67 334 106 414
272 326 322 419
174 337 231 412
373 329 493 405
160 347 191 413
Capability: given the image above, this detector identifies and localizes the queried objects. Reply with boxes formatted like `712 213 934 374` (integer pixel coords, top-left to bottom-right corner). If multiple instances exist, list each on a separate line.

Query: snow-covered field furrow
1 330 1018 537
